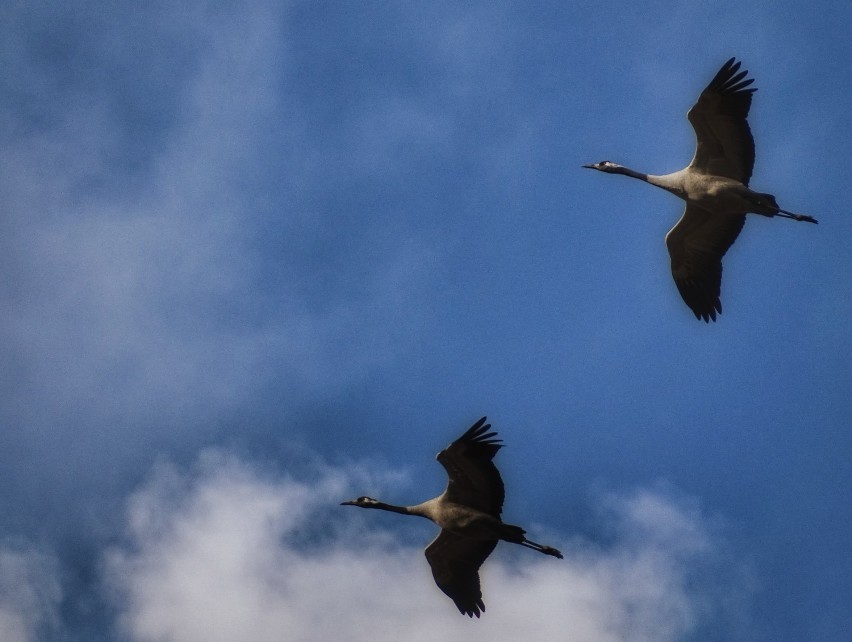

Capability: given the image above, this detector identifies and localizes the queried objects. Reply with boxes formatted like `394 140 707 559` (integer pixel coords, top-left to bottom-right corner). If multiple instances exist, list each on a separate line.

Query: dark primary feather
688 57 757 184
425 531 497 618
666 205 746 322
436 417 505 517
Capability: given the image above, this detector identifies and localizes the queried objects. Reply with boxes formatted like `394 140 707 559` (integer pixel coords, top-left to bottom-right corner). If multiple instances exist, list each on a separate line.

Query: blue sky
1 1 850 640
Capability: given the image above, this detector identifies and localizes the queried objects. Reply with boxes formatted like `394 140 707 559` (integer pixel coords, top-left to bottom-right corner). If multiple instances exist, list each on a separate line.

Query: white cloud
0 545 63 642
105 452 752 642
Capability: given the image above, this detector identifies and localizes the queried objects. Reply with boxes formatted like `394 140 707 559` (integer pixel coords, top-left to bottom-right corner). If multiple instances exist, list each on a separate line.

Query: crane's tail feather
500 524 526 541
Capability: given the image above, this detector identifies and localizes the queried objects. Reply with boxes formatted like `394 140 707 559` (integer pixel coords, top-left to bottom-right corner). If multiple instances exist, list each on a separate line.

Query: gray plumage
584 58 817 322
341 417 563 617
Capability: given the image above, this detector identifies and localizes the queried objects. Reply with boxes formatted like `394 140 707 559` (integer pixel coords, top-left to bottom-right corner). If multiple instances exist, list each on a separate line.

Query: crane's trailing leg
519 539 564 559
498 522 564 558
751 192 818 224
776 208 818 224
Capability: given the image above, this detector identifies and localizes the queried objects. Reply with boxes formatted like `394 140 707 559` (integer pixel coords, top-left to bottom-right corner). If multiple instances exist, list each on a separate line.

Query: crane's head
340 496 381 508
582 160 624 173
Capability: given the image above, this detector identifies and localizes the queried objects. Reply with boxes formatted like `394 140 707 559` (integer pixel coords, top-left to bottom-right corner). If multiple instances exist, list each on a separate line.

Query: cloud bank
104 452 751 642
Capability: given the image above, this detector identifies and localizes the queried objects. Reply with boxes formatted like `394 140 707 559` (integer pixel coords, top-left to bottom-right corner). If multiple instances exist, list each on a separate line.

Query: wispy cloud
105 452 752 642
0 544 62 642
0 1 454 448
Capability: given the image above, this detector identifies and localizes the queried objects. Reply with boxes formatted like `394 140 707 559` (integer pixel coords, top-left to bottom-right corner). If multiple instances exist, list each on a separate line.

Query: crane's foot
541 545 564 559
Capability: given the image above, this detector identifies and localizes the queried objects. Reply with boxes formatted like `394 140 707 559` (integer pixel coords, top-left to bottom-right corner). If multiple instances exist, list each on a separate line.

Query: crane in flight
584 58 817 322
341 417 563 617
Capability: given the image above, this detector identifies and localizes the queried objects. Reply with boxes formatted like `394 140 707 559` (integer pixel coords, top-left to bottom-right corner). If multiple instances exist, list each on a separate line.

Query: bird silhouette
341 417 563 617
584 58 817 322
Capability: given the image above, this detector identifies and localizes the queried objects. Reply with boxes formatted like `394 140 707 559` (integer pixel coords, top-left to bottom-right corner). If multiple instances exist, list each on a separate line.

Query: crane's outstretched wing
436 417 504 517
687 57 756 185
425 530 498 618
666 205 746 322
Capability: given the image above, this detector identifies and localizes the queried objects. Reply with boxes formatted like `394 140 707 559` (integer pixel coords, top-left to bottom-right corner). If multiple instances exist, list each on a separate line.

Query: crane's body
652 170 763 211
612 165 812 220
584 58 817 322
405 498 529 541
341 417 562 617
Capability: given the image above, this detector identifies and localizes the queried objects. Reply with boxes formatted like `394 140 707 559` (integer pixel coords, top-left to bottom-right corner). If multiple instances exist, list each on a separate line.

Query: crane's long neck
613 166 685 197
372 499 437 522
371 501 415 516
612 165 650 182
366 501 432 523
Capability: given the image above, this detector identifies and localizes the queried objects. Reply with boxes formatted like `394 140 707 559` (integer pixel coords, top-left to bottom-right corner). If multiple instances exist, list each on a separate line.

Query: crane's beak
581 164 595 169
340 500 356 506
